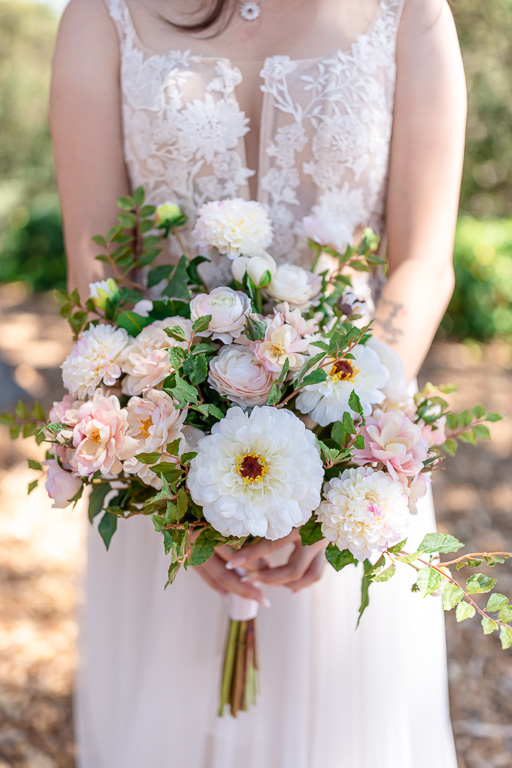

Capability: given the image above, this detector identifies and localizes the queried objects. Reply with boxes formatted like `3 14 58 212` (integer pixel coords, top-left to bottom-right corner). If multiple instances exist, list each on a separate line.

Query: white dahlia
188 406 324 539
120 318 192 396
317 467 411 561
192 198 273 259
61 324 129 399
296 344 389 426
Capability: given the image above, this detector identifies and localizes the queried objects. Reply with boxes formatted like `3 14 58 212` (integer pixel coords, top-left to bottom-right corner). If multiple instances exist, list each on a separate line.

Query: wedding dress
75 1 458 765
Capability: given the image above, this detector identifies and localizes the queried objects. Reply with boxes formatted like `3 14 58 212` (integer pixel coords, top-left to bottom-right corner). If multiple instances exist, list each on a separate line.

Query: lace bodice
105 0 405 278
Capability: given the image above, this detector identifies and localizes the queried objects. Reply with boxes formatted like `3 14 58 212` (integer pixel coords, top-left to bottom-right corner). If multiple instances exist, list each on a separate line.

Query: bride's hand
194 552 270 606
223 530 328 593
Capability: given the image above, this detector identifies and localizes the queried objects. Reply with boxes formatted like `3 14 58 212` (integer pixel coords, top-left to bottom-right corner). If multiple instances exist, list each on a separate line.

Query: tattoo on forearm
374 298 404 345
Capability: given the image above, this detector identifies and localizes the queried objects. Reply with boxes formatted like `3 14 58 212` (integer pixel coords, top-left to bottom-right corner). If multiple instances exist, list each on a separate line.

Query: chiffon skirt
74 485 458 768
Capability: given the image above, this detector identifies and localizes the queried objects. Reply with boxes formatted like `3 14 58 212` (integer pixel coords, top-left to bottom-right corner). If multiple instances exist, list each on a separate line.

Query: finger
203 557 270 605
226 530 300 569
215 545 266 572
245 544 312 586
196 566 228 597
289 554 326 592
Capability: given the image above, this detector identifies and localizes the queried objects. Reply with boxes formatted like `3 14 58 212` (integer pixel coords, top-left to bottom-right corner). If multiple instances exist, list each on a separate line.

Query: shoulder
398 0 459 47
52 0 120 78
50 0 121 112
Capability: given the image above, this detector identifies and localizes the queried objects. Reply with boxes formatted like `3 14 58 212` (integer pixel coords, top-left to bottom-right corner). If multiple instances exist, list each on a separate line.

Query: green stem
219 619 239 717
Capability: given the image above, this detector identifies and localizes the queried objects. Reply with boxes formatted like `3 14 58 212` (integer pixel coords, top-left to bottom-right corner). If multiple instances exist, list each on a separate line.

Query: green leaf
486 593 509 612
180 452 197 465
15 400 29 419
186 255 209 285
353 435 365 449
92 234 108 247
466 573 497 594
31 402 46 421
133 186 145 206
189 531 216 566
166 438 182 456
28 459 42 471
459 429 477 445
500 626 512 650
481 617 499 635
387 539 407 554
300 369 327 387
192 314 212 334
348 389 364 419
266 383 282 406
117 195 135 211
118 212 137 228
443 438 458 457
372 563 396 582
22 423 38 438
325 543 357 572
417 532 464 555
168 346 187 371
116 311 152 336
98 511 118 550
176 487 189 520
473 424 491 440
164 325 188 342
0 413 15 425
459 410 472 427
162 255 191 301
147 264 172 288
486 412 503 422
276 356 290 386
88 484 111 523
331 421 346 447
167 373 198 407
416 567 444 597
456 601 476 622
162 529 174 555
165 560 181 589
140 204 156 218
357 559 374 627
27 479 38 494
135 451 161 464
245 315 267 341
443 582 464 610
300 516 324 546
472 404 486 419
182 353 208 385
457 557 483 569
498 605 512 623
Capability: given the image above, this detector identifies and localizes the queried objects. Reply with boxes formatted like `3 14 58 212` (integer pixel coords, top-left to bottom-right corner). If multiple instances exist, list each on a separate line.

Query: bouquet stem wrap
219 570 260 717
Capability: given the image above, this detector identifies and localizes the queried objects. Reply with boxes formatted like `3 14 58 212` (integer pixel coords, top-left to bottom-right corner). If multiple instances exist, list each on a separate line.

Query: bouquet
3 188 511 718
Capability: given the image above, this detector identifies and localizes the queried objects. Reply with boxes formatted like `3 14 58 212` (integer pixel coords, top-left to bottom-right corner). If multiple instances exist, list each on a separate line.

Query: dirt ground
0 284 511 768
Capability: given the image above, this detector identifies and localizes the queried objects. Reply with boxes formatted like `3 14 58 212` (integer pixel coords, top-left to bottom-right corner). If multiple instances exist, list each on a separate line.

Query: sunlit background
0 1 511 766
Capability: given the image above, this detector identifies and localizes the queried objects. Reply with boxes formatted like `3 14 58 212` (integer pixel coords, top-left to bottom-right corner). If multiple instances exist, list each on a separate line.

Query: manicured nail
241 573 258 582
259 597 271 608
226 557 245 570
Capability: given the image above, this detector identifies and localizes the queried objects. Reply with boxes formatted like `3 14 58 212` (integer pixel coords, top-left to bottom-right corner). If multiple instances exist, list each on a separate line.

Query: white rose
190 287 251 344
231 252 277 287
302 214 352 254
208 345 275 407
264 264 322 310
365 337 410 405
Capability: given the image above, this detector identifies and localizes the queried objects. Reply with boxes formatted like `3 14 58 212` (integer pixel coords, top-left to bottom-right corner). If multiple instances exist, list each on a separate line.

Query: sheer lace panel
104 0 405 283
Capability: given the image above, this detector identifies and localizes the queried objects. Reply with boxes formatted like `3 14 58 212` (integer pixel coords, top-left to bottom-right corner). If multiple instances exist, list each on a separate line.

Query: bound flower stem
218 618 259 717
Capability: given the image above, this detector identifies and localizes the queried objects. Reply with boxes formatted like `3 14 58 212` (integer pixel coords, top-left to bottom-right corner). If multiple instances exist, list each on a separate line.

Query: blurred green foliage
442 218 512 341
1 0 512 341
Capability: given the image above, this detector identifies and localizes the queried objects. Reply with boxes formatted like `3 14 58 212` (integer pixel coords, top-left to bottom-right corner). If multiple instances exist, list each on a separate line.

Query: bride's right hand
194 551 270 606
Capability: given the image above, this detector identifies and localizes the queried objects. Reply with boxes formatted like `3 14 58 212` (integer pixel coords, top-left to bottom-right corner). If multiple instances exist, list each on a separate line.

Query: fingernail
259 597 271 608
241 573 258 582
226 558 245 570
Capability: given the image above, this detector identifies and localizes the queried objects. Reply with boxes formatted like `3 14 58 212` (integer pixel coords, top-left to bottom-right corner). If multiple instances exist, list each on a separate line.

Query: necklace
239 1 263 22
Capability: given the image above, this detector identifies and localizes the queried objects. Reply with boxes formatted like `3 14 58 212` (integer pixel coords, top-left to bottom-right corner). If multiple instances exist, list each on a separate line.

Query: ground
0 285 511 768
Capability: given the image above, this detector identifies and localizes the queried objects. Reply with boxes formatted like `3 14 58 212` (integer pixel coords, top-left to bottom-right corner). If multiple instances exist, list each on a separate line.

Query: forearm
372 257 455 381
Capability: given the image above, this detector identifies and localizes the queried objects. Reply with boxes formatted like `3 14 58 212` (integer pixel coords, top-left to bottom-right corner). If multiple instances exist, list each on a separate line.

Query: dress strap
101 0 137 46
380 0 408 43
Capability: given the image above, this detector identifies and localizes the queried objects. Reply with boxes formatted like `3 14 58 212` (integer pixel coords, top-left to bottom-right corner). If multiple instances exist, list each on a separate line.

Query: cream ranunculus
190 287 252 344
120 318 192 396
264 264 322 310
61 324 129 399
316 467 411 561
208 345 275 407
188 406 324 539
296 343 390 427
253 315 309 373
302 214 352 254
231 251 277 287
192 198 273 259
126 388 186 453
70 389 133 477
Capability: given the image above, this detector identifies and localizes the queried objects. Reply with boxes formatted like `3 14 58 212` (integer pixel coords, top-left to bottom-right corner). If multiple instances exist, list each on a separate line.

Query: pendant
240 1 261 21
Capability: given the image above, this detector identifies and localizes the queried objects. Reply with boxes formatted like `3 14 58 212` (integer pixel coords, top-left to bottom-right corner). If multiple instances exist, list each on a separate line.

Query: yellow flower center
89 426 102 442
329 358 359 382
235 452 269 484
140 416 153 438
270 342 286 357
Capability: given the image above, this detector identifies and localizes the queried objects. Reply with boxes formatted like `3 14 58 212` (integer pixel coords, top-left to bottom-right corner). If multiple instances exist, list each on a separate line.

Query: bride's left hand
217 531 328 592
